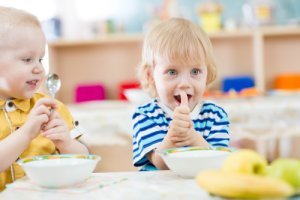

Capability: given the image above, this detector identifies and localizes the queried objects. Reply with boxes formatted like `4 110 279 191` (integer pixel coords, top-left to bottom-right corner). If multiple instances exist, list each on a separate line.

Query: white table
0 171 216 200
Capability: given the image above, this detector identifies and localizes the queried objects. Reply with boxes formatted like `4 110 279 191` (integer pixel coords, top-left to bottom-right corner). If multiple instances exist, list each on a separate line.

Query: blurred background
1 0 300 171
1 0 300 38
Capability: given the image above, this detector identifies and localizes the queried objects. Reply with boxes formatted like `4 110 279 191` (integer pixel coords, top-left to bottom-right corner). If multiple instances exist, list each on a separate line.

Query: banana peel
197 170 294 199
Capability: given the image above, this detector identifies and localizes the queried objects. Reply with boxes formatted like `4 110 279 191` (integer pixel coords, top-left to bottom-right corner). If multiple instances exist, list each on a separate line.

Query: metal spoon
46 73 61 99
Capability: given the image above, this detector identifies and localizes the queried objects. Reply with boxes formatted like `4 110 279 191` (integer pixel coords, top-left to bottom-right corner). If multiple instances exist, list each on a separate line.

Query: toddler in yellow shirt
0 6 89 191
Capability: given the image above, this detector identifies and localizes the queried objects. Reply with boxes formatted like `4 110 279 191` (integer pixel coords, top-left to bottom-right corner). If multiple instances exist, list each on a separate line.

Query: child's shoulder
202 99 220 107
201 100 227 115
134 99 160 114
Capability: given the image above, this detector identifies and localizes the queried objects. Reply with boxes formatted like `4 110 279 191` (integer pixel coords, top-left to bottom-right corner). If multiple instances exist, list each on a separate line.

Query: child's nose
178 75 191 89
32 65 44 74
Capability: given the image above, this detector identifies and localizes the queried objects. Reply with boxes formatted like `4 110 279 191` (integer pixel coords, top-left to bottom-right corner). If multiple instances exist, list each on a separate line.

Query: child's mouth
174 94 192 104
27 80 39 87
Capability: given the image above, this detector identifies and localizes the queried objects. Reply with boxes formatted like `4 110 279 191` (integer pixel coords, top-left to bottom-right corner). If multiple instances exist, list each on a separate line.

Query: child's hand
168 91 194 145
171 127 201 147
42 111 72 150
168 92 206 147
23 98 56 140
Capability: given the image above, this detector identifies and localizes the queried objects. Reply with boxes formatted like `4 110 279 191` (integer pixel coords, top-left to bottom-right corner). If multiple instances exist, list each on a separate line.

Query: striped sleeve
200 102 230 147
132 104 167 167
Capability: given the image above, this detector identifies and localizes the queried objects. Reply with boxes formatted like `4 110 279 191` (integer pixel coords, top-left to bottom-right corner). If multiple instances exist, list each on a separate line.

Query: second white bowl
158 147 231 178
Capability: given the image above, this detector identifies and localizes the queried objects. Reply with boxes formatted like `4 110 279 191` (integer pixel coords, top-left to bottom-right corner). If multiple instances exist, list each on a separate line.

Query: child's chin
23 92 35 99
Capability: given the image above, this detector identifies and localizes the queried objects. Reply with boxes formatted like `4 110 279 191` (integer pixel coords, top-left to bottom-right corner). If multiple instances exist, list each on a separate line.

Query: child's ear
146 67 158 98
146 67 154 85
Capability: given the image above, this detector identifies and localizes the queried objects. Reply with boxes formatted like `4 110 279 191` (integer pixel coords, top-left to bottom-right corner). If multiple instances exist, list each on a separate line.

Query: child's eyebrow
167 64 177 68
196 65 205 68
21 50 45 57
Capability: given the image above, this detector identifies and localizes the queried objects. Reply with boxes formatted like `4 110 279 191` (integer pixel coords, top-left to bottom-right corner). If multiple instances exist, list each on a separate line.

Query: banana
196 170 294 199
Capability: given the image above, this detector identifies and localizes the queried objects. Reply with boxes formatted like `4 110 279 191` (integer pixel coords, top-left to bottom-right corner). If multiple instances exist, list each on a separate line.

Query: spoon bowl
46 73 61 98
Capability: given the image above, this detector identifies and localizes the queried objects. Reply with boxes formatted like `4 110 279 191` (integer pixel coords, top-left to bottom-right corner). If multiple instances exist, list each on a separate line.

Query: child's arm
0 98 55 172
42 111 89 154
148 92 210 170
147 92 191 169
146 137 175 170
146 110 198 170
204 109 230 148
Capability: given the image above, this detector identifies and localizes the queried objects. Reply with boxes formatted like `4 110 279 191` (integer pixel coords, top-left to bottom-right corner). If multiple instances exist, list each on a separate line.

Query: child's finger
173 111 191 120
44 133 62 140
34 105 51 116
174 140 189 147
42 126 64 138
180 91 188 106
172 119 190 128
49 111 60 120
43 118 61 130
170 136 182 143
34 98 57 110
171 125 189 134
38 114 50 125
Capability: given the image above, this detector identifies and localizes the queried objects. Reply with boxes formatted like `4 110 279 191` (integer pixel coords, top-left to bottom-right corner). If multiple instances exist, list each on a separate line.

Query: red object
119 80 140 100
75 84 106 103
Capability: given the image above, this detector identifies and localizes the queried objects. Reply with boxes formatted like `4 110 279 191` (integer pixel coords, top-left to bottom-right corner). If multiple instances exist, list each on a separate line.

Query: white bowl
18 154 100 188
124 89 151 105
158 147 231 178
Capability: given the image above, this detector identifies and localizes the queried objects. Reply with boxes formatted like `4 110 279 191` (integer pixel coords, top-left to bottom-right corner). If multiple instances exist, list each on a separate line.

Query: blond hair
138 18 217 97
0 6 42 44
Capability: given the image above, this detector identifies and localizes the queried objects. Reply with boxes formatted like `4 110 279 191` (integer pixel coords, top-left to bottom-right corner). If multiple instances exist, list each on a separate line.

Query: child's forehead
1 24 42 41
155 52 205 67
153 41 206 64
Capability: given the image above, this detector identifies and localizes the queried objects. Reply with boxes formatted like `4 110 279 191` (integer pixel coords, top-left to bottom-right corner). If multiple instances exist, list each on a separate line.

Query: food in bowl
18 154 100 188
158 147 231 178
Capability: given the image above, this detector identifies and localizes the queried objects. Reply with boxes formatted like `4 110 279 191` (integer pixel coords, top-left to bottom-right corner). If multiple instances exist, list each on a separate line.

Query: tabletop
0 170 218 200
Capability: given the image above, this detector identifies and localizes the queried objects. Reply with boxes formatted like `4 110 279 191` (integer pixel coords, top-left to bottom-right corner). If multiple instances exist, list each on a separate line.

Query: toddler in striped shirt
132 18 230 171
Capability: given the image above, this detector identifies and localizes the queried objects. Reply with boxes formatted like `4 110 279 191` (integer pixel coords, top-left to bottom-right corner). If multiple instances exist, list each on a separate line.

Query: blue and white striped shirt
132 99 230 170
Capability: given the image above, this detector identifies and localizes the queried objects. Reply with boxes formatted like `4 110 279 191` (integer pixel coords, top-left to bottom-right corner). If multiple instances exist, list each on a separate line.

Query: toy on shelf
75 83 106 103
274 74 300 91
197 0 223 32
118 80 140 100
204 87 260 99
222 75 255 93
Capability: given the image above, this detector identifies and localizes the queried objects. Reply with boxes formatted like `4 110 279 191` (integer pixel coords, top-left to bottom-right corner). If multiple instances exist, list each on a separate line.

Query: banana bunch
197 170 294 199
196 149 295 199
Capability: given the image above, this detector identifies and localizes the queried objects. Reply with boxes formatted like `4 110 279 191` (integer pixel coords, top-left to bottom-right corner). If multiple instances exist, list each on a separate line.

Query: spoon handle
49 92 55 114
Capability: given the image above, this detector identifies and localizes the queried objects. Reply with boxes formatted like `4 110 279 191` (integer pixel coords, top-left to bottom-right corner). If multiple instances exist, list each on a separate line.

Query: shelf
49 26 300 46
49 34 144 47
48 26 300 103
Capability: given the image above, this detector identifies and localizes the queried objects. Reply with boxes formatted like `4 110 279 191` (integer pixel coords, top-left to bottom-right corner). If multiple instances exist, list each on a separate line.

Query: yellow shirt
0 93 82 191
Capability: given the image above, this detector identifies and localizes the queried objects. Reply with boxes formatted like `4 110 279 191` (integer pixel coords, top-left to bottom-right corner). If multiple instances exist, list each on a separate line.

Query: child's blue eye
167 69 177 76
191 68 201 76
39 58 43 63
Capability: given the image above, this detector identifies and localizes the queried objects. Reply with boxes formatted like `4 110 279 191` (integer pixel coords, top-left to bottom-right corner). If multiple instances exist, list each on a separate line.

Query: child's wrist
193 134 209 147
55 139 72 153
17 126 33 143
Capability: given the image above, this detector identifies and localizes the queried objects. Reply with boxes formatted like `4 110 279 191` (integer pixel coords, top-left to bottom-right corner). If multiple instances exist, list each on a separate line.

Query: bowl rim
157 146 232 157
18 154 101 165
